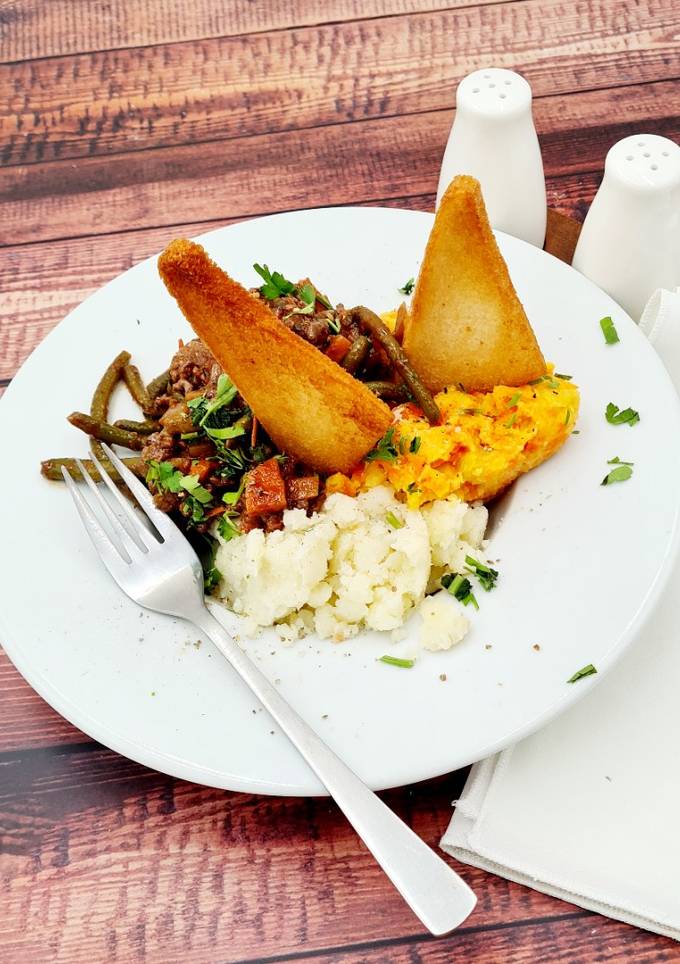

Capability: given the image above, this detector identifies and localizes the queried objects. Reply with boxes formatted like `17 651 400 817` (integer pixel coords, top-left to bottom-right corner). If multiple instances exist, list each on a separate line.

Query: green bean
146 369 170 402
123 362 152 411
90 350 131 461
364 381 412 402
340 335 371 374
41 457 146 483
351 306 440 425
68 412 145 450
113 418 159 435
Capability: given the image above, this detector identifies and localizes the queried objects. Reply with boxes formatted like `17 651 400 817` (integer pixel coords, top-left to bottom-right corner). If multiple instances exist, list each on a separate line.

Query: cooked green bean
41 456 146 483
68 412 145 450
113 418 159 435
341 335 371 374
146 369 170 402
364 381 412 402
351 306 440 424
123 362 152 411
90 350 131 461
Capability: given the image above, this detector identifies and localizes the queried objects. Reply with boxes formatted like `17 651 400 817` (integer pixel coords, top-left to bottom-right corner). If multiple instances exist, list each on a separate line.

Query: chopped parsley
564 408 571 425
601 463 633 486
409 436 421 453
385 511 404 529
366 427 399 462
398 277 415 296
607 456 634 466
253 263 296 300
599 315 620 345
465 555 499 592
327 316 341 334
567 663 597 683
203 567 222 593
605 402 640 427
188 373 238 430
555 372 572 380
217 513 241 541
179 474 212 504
378 655 415 668
508 392 521 408
504 412 517 428
146 460 183 494
222 479 245 506
441 572 477 608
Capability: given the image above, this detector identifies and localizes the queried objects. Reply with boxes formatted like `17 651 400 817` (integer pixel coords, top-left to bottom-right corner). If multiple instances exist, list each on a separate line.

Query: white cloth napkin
441 287 680 941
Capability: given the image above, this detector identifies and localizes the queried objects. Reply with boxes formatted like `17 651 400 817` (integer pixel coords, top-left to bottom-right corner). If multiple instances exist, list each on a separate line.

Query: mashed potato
215 486 487 648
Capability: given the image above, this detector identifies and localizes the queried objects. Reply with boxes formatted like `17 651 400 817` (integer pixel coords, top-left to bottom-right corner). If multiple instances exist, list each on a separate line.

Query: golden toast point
157 240 392 474
403 175 546 393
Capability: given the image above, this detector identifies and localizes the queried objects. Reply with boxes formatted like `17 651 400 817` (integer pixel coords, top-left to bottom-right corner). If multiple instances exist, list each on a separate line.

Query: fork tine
101 442 181 541
75 457 149 557
62 467 132 567
90 450 157 552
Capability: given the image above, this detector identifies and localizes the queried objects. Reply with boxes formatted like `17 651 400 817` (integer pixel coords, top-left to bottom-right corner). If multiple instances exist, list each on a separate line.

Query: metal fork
62 443 476 935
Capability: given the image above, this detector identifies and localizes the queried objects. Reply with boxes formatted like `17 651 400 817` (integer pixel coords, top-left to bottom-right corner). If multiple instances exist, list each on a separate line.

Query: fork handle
192 608 476 936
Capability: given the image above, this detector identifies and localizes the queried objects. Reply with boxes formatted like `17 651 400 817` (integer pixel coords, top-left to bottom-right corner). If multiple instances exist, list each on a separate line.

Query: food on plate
42 181 580 655
328 369 579 506
215 484 487 646
158 239 392 474
403 175 546 393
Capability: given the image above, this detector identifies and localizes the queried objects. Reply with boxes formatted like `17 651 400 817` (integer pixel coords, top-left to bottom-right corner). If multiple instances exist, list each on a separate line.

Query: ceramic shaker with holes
436 68 547 247
572 134 680 321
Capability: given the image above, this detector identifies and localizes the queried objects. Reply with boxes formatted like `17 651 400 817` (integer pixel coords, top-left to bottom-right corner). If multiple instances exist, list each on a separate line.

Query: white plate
2 207 680 796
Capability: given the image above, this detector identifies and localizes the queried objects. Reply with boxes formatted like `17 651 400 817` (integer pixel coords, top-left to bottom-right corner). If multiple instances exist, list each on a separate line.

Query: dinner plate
2 207 680 796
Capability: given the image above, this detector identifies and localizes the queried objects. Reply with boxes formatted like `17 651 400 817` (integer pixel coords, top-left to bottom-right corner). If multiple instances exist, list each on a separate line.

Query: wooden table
2 2 679 960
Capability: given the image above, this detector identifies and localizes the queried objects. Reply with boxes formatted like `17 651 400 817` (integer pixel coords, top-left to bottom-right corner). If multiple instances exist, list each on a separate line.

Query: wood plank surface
6 78 680 248
3 0 680 960
0 0 505 64
0 747 580 962
2 0 679 167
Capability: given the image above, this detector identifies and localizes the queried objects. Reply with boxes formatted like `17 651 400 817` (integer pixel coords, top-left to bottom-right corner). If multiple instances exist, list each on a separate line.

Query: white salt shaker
572 134 680 321
436 68 547 247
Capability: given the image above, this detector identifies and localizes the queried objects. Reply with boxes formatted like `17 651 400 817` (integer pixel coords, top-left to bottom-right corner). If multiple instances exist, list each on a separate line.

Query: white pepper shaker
572 134 680 321
436 68 547 247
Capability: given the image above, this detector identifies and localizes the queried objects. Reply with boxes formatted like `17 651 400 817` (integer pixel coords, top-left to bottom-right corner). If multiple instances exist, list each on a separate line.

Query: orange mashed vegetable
326 367 579 508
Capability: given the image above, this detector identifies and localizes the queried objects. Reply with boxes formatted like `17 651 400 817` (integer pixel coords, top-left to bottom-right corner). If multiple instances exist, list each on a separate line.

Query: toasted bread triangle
403 175 546 392
158 240 392 474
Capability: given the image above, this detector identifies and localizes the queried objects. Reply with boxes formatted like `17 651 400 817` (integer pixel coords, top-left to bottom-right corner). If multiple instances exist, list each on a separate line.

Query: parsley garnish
607 456 634 465
218 513 241 541
508 392 521 408
601 462 633 485
599 316 619 345
409 436 421 453
441 572 478 608
385 511 404 529
204 567 222 593
555 373 572 380
504 412 517 428
146 460 183 493
464 555 499 592
567 663 597 683
327 316 341 334
378 655 415 668
222 479 245 506
253 263 296 300
366 427 399 462
188 374 238 429
398 277 415 296
605 402 640 427
179 474 213 504
284 282 317 320
564 408 571 425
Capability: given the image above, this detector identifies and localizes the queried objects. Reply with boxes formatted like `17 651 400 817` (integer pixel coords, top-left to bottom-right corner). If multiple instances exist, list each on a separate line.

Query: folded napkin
441 287 680 941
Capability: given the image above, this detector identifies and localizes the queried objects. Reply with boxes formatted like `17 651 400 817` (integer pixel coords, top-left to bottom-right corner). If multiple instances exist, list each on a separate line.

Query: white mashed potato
215 485 487 650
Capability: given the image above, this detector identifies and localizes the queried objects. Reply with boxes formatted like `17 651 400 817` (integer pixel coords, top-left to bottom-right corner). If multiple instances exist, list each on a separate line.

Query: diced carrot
287 476 320 502
189 459 214 483
325 334 352 364
245 458 288 516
